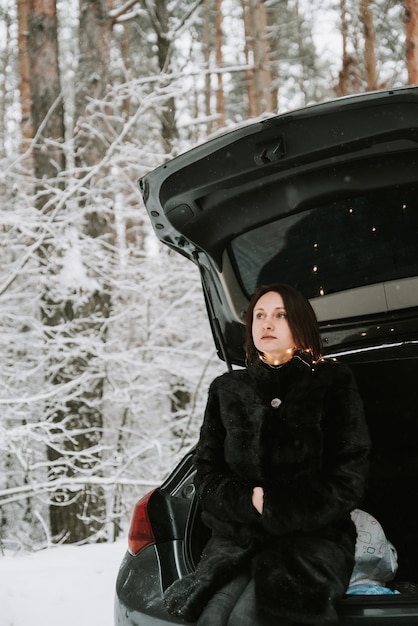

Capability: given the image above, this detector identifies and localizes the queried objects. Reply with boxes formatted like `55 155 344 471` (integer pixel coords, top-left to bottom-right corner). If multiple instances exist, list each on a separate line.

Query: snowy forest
0 0 417 552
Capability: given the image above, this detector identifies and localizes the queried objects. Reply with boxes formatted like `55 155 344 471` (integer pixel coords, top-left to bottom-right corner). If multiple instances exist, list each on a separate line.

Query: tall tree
404 0 418 84
203 0 214 135
293 0 307 105
27 0 65 205
74 0 113 167
17 0 33 152
153 0 179 152
336 0 361 96
0 7 12 159
215 0 225 128
43 0 115 543
242 0 257 117
360 0 378 90
24 0 72 544
242 0 273 115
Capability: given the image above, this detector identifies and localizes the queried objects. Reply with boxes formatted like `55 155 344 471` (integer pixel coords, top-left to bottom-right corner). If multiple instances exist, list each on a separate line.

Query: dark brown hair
244 283 322 362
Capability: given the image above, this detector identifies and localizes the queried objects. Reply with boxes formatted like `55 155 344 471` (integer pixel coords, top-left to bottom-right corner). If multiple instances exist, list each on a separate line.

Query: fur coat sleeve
193 384 262 528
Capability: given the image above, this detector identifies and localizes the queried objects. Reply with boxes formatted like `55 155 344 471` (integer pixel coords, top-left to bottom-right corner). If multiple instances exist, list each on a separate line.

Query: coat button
271 398 282 408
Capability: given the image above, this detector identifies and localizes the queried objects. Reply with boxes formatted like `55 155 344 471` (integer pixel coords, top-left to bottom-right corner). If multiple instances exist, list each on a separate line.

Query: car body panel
115 545 186 625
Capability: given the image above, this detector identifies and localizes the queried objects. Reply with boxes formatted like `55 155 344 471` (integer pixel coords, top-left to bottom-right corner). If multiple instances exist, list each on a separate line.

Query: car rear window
230 183 418 300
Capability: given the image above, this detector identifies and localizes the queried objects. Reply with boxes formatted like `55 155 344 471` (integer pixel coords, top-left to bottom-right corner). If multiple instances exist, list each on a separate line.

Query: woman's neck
259 348 295 367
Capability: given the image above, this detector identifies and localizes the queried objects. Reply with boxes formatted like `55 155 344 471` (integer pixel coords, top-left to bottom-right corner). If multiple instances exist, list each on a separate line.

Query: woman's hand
252 486 264 514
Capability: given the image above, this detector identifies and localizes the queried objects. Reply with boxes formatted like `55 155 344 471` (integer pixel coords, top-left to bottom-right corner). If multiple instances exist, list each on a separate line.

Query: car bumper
115 544 191 626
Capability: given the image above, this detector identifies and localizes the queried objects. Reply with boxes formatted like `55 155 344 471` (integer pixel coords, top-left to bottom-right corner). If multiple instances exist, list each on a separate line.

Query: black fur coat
164 354 371 624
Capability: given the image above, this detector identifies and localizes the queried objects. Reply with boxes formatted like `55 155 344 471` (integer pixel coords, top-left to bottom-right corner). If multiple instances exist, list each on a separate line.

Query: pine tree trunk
337 0 350 96
336 0 361 96
17 0 34 152
360 0 378 91
263 0 279 112
242 0 257 117
405 0 418 84
44 0 114 544
242 0 273 116
294 0 306 106
28 0 65 202
119 24 132 122
203 0 214 135
215 0 225 128
0 12 11 159
26 0 103 544
154 0 179 153
75 0 113 167
253 0 273 114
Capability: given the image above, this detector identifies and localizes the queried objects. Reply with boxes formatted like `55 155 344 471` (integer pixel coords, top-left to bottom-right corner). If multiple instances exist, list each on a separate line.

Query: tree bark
404 0 418 84
28 0 65 203
242 0 273 116
17 0 34 151
242 0 257 117
153 0 179 153
215 0 225 128
294 0 306 106
74 0 113 168
203 0 214 135
26 0 106 545
337 0 350 96
336 0 361 96
44 293 111 544
44 0 114 544
360 0 378 91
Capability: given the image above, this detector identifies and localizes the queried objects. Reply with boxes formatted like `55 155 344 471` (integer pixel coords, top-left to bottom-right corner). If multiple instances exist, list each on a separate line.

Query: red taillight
128 489 157 556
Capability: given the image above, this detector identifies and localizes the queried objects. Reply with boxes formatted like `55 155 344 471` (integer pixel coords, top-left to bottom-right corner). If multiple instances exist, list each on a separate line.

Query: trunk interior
186 353 418 595
353 355 418 590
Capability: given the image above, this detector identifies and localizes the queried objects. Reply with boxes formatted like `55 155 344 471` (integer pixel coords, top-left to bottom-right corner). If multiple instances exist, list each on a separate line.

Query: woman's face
252 291 296 365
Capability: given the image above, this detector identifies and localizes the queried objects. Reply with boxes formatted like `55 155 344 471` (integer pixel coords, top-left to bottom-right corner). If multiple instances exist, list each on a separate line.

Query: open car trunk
352 353 418 586
182 348 418 622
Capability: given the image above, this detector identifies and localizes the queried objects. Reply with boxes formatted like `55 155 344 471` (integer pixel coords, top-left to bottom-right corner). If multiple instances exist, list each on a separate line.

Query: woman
164 284 370 625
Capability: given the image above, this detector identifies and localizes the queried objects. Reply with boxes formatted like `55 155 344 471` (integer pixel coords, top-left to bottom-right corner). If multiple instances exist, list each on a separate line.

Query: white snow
0 538 127 626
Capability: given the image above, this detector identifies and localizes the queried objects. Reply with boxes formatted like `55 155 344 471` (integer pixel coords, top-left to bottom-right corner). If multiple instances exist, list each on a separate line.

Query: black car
115 86 418 624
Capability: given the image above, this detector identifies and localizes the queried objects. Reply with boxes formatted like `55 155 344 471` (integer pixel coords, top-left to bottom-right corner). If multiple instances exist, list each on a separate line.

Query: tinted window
230 184 418 300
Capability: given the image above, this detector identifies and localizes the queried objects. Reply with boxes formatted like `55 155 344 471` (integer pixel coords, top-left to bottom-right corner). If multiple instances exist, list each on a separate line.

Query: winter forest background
0 0 417 552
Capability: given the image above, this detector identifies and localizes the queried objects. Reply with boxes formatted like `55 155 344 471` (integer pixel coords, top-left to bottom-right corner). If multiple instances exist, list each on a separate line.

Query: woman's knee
197 574 250 626
227 578 292 626
227 579 262 626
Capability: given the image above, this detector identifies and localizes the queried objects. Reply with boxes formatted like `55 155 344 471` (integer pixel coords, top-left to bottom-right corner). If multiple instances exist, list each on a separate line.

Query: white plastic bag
349 508 398 587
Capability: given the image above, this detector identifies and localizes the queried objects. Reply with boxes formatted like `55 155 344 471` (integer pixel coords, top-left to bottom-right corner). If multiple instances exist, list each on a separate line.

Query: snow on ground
0 538 127 626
